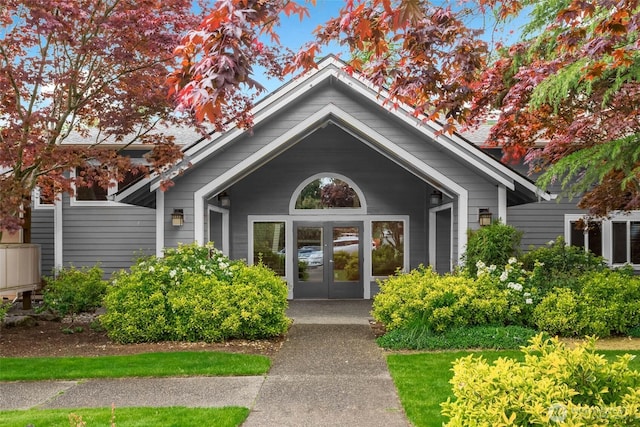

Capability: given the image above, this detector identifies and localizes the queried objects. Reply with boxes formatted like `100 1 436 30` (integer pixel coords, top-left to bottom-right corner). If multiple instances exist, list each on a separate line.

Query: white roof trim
193 103 470 260
137 56 546 201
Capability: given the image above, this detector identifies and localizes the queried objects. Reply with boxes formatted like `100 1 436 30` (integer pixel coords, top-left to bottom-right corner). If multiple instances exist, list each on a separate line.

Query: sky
252 0 531 92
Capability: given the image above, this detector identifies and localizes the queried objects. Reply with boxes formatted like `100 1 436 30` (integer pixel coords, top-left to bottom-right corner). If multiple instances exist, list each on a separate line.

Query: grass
0 406 249 427
387 349 640 427
0 351 270 381
377 324 541 350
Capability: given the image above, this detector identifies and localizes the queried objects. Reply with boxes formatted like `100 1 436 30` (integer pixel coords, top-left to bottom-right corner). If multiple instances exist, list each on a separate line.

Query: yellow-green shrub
534 270 640 337
372 266 509 332
101 243 290 343
442 335 640 425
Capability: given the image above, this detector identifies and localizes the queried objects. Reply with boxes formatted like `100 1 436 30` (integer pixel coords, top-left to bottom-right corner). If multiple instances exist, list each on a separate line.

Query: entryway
293 221 364 299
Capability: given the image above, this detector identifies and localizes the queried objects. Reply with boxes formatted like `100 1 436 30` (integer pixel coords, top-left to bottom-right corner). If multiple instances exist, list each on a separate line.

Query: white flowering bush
475 258 540 327
101 242 290 343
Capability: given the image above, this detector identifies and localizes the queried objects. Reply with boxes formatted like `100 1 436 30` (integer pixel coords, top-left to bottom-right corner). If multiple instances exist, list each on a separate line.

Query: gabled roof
118 55 550 203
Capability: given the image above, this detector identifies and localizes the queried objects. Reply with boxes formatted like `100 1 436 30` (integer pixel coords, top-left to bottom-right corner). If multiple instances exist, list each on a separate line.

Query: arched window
290 173 366 214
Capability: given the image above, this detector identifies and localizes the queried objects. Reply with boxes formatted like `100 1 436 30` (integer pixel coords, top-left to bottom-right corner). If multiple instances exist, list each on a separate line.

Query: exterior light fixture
171 209 184 227
218 192 231 208
430 190 443 206
479 208 492 227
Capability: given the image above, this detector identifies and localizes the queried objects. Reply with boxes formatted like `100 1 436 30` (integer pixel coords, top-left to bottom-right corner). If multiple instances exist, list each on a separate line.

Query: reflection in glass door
293 222 363 299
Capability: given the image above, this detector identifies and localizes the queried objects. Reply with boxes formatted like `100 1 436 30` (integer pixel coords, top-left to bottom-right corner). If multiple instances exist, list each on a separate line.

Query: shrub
372 265 509 333
101 243 291 343
0 301 11 323
41 265 108 317
533 288 583 336
522 236 607 275
441 335 640 425
377 324 541 350
475 257 539 327
522 237 608 297
462 221 522 276
534 269 640 337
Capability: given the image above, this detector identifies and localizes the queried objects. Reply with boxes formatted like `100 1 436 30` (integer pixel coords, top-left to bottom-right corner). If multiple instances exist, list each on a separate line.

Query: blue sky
254 0 530 92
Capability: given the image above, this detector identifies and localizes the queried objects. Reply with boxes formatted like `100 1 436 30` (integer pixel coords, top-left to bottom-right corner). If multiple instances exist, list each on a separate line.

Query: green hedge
534 269 640 337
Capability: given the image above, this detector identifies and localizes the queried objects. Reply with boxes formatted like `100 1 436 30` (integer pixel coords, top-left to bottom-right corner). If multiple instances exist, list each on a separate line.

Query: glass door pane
332 226 360 281
297 226 324 282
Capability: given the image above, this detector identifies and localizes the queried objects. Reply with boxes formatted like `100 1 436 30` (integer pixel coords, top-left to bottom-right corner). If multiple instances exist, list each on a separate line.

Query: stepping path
243 300 409 426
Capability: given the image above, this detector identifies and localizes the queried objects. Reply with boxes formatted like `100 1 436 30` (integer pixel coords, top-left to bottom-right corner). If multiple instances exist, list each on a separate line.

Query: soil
1 304 639 358
0 305 285 358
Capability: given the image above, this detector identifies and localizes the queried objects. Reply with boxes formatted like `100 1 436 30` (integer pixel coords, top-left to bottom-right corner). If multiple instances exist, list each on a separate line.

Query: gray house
30 56 637 299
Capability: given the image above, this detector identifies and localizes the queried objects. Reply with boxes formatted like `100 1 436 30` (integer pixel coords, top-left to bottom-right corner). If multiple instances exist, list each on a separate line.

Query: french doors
293 221 364 299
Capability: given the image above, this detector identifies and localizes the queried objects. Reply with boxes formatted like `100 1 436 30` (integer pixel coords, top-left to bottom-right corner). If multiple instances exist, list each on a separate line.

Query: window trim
248 214 409 299
289 173 367 215
32 188 55 210
564 212 640 267
70 164 144 207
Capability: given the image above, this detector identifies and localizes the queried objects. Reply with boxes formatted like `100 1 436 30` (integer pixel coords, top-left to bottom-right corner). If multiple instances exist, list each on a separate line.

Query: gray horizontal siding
62 200 155 276
31 209 55 277
508 199 585 251
227 123 431 268
163 79 503 253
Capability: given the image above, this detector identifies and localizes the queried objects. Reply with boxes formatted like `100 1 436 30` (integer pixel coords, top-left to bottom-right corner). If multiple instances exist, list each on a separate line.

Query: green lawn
0 406 249 427
0 351 270 381
387 349 640 427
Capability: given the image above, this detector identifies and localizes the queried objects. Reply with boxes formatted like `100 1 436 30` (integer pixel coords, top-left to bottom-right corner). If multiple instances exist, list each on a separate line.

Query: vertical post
22 196 32 310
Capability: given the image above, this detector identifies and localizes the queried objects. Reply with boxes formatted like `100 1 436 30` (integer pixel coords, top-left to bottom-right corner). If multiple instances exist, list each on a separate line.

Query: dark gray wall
31 209 55 277
162 78 502 264
228 123 430 269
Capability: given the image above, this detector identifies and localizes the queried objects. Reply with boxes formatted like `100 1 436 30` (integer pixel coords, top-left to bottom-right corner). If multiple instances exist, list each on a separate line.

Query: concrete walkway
0 300 409 426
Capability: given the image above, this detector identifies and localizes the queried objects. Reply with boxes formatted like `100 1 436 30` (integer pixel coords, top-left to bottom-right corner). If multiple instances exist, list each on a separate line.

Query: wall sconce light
430 190 443 206
218 192 231 208
171 209 184 227
479 208 492 227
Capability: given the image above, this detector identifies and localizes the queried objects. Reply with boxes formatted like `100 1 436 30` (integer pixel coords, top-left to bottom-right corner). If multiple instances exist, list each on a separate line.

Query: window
565 213 640 267
253 222 286 276
33 187 55 209
372 221 404 276
611 221 640 264
291 174 366 214
295 177 360 209
568 220 602 257
73 167 142 202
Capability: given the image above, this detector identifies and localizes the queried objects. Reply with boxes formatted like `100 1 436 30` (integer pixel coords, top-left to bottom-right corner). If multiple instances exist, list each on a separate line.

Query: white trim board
134 57 547 204
193 103 469 262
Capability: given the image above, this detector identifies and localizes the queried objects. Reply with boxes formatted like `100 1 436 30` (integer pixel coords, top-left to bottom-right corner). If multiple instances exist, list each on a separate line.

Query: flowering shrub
441 335 640 425
522 237 608 297
462 221 522 276
101 243 290 343
475 258 539 327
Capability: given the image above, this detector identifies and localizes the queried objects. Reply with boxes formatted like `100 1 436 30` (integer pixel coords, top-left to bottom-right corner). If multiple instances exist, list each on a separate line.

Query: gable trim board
190 103 470 261
123 56 547 205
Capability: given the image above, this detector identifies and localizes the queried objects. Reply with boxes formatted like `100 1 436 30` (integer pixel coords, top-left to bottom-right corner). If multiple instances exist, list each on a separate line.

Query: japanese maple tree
168 0 489 134
470 0 640 216
0 0 206 234
173 0 640 217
